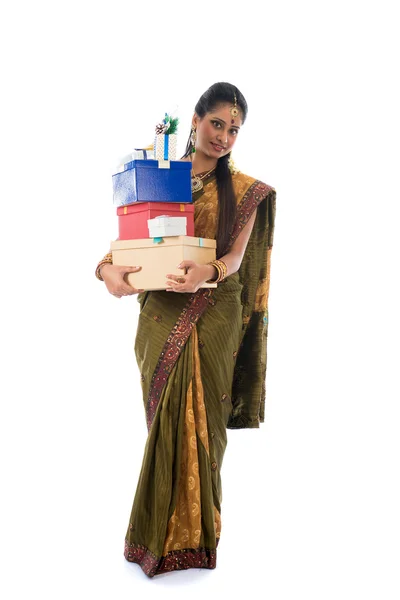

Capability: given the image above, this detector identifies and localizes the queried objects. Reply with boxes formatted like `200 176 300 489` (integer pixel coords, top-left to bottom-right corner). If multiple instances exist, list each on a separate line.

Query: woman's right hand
100 264 145 298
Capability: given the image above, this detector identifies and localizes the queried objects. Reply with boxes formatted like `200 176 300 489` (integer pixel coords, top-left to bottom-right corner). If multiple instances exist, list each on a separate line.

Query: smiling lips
211 142 226 151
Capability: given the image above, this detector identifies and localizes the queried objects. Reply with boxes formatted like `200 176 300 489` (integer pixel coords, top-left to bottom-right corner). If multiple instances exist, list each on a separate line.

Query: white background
1 0 399 598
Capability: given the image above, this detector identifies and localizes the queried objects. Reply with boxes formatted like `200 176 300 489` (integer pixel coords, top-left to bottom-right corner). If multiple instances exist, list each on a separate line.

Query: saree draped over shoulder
120 172 276 577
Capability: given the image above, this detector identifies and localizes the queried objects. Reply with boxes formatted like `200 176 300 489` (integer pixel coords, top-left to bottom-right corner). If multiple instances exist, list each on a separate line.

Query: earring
190 127 197 153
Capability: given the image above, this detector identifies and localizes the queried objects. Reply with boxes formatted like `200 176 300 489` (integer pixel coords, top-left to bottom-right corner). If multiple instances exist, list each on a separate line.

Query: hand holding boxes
111 236 217 291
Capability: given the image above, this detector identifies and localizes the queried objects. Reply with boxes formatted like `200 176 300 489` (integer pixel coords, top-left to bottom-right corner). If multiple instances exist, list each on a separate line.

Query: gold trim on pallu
254 246 273 312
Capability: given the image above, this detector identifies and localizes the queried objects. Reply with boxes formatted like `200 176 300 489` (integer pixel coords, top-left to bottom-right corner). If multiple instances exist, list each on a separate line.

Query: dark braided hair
182 82 248 258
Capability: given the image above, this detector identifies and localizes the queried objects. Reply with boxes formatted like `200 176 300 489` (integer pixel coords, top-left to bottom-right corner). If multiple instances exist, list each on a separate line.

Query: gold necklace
191 164 216 193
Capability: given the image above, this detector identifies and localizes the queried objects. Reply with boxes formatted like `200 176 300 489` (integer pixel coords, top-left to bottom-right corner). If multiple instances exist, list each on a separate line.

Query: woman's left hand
165 261 210 293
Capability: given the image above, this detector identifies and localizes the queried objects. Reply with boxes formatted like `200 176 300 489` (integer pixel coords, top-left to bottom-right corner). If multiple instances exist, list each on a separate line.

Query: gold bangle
95 253 113 281
206 259 228 283
206 261 220 283
216 259 228 281
219 259 228 280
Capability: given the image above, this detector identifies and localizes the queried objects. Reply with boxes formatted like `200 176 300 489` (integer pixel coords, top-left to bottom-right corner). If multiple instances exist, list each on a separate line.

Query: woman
95 82 276 577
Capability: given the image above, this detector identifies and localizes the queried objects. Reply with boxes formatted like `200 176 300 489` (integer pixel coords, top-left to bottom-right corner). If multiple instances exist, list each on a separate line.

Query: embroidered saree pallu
101 171 276 577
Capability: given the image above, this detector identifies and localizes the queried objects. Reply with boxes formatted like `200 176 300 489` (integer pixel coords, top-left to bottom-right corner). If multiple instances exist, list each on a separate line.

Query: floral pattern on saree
162 326 221 554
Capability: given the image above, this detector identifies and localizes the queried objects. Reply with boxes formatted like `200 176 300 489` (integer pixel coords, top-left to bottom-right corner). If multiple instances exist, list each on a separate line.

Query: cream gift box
110 236 218 291
148 215 187 237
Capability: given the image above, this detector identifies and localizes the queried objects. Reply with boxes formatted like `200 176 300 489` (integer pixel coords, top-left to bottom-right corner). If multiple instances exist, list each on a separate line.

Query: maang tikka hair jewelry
230 92 239 124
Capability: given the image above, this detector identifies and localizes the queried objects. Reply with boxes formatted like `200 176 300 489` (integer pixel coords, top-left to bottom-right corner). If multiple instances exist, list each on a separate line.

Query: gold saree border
254 246 273 312
145 180 275 431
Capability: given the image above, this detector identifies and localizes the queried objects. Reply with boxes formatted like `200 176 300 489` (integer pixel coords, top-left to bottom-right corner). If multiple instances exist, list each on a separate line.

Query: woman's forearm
199 251 242 284
217 251 242 277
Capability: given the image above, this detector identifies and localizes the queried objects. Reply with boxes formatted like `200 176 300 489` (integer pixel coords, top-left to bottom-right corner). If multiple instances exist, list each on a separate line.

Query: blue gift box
112 159 192 207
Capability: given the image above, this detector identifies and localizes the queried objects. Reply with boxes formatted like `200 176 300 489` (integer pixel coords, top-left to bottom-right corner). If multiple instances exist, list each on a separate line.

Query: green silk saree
119 171 276 576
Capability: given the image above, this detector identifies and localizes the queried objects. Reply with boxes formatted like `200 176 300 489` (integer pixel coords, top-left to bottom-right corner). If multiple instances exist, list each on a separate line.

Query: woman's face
192 103 243 159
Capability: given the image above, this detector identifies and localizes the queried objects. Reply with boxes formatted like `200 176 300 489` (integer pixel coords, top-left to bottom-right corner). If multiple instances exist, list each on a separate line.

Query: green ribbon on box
153 237 164 244
199 238 204 247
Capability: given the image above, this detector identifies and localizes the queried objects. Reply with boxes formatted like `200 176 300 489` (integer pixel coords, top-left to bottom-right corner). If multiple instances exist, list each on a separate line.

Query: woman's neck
182 149 217 174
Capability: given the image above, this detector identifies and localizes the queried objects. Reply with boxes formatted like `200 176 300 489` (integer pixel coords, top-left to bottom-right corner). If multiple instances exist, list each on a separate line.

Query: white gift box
148 215 187 237
132 148 154 160
115 148 154 172
154 134 177 161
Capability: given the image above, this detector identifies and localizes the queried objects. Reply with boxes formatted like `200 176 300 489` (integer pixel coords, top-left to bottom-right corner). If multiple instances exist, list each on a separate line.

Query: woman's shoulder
231 170 276 200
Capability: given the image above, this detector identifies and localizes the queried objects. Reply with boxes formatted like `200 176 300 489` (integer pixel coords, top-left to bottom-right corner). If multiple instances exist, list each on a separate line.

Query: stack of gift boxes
110 113 217 291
